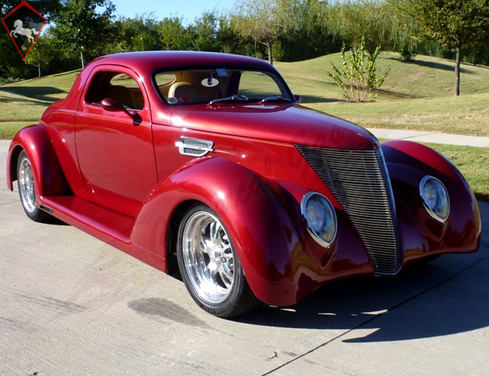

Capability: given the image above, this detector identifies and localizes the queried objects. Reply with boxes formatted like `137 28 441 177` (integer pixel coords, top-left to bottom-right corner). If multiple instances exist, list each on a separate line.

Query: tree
24 35 55 77
157 16 192 50
0 0 61 15
276 0 340 61
125 15 159 51
392 0 489 96
326 0 399 53
189 11 220 51
216 15 248 55
50 0 116 68
106 14 160 53
232 0 297 64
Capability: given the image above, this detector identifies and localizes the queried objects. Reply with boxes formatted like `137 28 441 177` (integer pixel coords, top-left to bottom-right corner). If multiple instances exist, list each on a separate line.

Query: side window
154 72 177 100
86 71 144 110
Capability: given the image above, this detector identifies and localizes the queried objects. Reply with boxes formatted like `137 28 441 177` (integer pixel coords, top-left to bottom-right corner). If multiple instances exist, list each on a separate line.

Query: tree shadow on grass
387 57 474 74
0 86 66 103
375 88 418 99
299 95 343 104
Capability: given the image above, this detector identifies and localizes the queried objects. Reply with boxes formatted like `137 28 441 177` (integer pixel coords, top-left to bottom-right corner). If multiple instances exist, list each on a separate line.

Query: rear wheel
177 204 259 318
17 150 50 222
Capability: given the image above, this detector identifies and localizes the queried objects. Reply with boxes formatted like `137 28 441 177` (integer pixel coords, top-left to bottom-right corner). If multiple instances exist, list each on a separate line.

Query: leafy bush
400 44 417 61
0 76 21 85
327 37 390 102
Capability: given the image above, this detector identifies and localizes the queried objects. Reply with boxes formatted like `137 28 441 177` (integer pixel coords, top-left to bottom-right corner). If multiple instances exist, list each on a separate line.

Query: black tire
17 150 50 222
177 204 259 318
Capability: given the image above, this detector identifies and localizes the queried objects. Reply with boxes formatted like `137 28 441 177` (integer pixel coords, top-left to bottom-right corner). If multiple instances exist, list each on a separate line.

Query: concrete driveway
1 139 488 375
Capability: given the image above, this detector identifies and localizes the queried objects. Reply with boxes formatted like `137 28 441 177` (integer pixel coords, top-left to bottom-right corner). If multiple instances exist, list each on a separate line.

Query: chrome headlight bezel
419 176 450 224
301 192 338 248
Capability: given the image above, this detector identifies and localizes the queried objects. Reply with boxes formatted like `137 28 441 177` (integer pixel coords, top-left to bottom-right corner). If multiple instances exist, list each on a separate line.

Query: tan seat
168 82 198 102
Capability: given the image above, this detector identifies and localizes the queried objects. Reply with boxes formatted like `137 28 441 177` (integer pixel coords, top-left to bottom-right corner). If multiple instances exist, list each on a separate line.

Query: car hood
163 103 379 150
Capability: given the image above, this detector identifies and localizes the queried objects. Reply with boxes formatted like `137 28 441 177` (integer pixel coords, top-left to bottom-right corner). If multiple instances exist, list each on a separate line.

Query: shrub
0 76 21 85
327 37 390 102
400 44 417 61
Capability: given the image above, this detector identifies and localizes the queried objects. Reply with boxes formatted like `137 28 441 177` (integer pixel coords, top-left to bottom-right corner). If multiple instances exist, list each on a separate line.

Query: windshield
153 68 293 105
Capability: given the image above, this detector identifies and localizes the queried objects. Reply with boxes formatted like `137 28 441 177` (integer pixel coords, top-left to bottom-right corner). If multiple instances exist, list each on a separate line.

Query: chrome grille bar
296 145 402 275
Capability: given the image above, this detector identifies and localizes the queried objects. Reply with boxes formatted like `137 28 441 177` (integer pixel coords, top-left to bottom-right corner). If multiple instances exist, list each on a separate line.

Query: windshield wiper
209 95 249 105
260 96 291 104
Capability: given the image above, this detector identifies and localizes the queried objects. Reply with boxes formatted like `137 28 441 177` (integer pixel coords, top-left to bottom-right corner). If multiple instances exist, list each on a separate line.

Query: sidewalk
368 128 489 148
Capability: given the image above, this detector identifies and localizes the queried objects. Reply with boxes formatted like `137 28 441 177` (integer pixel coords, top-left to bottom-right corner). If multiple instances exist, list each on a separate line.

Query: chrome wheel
181 210 234 304
17 150 49 222
18 152 36 214
177 204 259 317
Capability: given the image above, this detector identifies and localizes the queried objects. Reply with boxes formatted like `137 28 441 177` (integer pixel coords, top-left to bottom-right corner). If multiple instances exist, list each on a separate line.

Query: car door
75 65 157 217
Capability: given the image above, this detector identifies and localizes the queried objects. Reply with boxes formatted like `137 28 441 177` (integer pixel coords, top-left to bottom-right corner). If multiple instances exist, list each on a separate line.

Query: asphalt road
1 139 488 376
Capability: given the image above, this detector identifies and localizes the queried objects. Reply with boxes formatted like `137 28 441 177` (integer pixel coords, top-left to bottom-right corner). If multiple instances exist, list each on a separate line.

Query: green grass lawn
2 54 489 137
0 70 79 138
275 52 489 136
0 54 488 201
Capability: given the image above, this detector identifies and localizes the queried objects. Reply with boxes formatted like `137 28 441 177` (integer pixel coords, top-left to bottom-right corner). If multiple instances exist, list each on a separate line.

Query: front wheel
17 150 50 222
177 204 259 318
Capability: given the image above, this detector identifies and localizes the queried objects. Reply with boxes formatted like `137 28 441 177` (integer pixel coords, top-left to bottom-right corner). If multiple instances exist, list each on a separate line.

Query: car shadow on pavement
236 251 489 342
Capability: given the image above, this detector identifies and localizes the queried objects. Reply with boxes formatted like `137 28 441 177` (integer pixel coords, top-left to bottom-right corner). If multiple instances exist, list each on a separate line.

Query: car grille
296 145 402 275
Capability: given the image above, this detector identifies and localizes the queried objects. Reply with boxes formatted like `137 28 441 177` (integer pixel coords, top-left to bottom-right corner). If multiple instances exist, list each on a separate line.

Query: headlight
301 192 337 247
419 176 450 223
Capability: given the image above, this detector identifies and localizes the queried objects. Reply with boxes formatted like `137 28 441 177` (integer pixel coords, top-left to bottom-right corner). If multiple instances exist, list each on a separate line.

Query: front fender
382 141 481 262
7 125 69 196
132 157 304 306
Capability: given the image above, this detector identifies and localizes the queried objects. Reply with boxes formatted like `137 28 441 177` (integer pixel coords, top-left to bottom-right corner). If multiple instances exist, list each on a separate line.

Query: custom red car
6 51 481 317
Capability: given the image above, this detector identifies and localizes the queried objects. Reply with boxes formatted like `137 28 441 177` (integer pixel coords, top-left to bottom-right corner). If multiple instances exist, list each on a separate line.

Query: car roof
89 51 274 74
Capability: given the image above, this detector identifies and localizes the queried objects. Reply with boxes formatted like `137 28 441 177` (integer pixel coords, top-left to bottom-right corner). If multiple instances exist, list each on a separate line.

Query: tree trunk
454 37 461 96
80 50 85 69
267 42 273 65
37 62 41 78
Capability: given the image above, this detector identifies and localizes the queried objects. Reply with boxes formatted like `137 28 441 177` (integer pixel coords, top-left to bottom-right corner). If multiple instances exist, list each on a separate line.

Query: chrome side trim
175 136 214 157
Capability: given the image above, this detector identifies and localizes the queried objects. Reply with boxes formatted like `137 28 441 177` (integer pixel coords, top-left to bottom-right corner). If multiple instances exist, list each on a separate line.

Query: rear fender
132 157 304 306
7 125 70 197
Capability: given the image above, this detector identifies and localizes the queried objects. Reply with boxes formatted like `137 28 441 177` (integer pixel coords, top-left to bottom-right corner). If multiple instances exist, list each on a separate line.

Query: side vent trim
175 136 214 157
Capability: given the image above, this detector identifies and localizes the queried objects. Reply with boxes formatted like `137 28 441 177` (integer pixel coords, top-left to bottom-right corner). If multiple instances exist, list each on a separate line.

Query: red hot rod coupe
7 51 481 317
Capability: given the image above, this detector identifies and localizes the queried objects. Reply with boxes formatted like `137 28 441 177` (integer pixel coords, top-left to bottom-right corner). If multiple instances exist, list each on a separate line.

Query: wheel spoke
181 210 236 304
199 236 207 254
208 261 219 278
219 265 233 288
209 221 221 243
